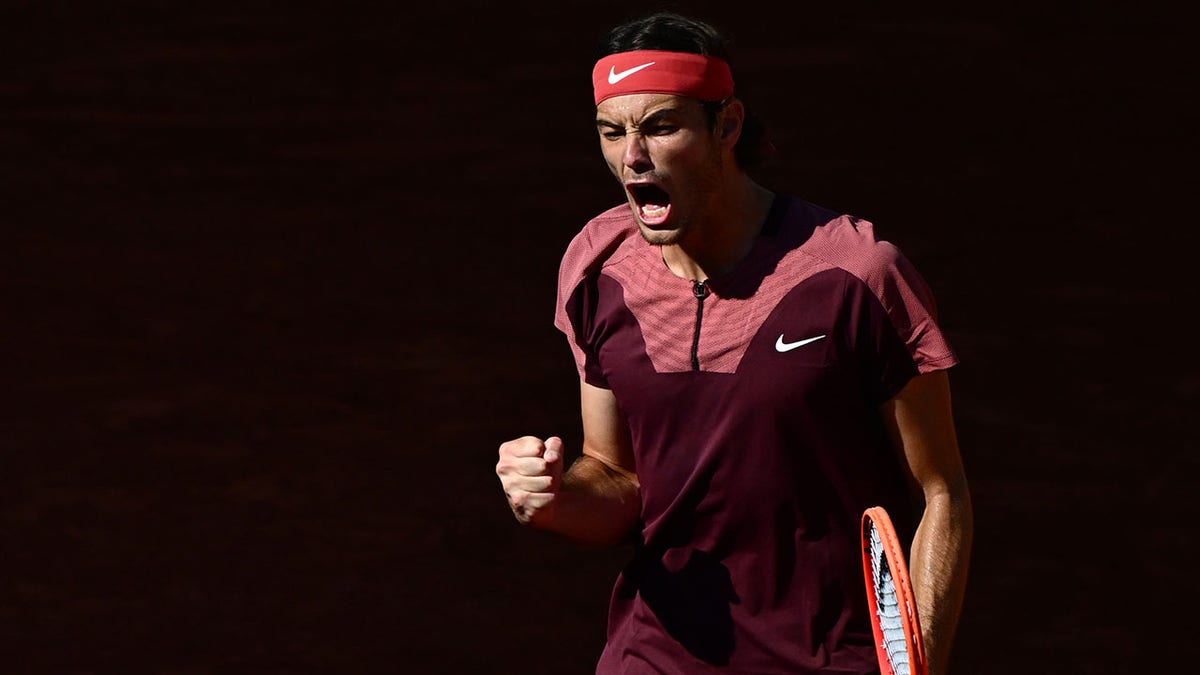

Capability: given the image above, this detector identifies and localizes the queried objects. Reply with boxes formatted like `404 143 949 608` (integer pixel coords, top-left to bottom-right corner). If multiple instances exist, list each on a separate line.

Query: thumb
543 436 564 465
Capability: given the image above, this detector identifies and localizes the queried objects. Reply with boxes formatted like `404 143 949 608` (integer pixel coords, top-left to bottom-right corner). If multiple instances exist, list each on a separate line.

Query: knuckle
495 457 513 476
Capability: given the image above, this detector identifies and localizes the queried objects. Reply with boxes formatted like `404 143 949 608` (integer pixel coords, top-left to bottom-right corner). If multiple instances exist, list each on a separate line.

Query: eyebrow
595 106 687 129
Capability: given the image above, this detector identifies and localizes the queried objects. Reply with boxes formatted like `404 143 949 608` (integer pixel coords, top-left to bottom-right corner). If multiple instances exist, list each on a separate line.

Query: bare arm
879 370 973 675
497 381 640 546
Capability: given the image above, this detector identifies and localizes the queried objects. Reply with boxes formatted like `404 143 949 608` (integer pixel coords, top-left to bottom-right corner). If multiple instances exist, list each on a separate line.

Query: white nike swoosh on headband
608 62 656 84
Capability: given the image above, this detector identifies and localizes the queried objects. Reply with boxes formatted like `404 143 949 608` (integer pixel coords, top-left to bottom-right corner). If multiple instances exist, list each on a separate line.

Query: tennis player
496 11 973 674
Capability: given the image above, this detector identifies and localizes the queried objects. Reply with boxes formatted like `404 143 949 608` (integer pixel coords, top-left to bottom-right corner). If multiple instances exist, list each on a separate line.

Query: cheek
653 134 711 168
600 144 624 175
661 144 712 178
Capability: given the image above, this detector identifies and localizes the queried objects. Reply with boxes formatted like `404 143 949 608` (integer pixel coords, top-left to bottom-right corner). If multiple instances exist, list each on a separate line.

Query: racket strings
868 523 913 675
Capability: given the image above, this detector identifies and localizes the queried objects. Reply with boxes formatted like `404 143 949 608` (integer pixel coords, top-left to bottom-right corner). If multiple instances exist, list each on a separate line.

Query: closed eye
598 125 675 141
595 104 692 142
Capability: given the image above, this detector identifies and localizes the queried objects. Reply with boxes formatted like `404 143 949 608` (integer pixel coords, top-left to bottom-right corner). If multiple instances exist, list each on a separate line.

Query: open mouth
627 183 672 225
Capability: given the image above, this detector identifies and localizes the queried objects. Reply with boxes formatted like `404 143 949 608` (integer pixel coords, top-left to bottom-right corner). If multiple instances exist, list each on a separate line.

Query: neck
662 175 775 281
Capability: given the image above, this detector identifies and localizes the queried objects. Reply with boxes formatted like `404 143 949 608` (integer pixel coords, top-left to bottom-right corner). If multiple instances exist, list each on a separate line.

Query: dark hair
596 12 772 168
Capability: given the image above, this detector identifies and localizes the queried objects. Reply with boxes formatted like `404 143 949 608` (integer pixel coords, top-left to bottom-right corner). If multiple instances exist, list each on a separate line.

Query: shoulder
558 203 641 289
793 207 946 321
553 204 641 351
801 211 908 288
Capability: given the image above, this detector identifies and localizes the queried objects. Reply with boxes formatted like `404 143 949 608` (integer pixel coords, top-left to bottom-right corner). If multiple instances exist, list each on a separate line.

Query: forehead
595 93 703 123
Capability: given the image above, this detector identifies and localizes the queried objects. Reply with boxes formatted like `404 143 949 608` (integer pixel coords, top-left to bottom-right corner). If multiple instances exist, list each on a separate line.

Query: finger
544 436 564 464
520 491 555 511
509 474 555 494
507 487 555 516
509 456 550 476
500 436 547 459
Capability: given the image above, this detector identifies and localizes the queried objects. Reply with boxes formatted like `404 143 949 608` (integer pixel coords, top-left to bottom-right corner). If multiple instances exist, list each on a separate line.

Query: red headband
592 50 734 105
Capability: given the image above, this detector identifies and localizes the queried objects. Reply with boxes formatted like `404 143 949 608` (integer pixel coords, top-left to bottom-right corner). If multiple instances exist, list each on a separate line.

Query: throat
657 184 777 281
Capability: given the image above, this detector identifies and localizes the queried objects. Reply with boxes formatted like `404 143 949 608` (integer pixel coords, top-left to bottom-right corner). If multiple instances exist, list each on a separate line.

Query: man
496 11 972 674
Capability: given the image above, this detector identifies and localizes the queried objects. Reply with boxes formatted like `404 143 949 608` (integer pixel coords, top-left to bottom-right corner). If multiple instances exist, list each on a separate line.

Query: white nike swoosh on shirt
608 62 656 84
775 334 826 352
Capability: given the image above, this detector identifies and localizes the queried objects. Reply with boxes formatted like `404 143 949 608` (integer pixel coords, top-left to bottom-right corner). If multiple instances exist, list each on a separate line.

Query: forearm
910 487 973 675
536 455 641 546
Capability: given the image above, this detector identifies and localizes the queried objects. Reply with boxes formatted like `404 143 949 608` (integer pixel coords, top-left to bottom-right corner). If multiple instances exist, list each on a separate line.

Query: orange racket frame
862 506 927 675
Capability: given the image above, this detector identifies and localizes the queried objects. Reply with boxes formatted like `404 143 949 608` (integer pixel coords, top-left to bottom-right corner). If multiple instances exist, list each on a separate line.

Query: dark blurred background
4 1 1194 673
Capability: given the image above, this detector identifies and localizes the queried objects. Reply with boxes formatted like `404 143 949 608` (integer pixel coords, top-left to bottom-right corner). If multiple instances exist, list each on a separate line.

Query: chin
636 222 686 246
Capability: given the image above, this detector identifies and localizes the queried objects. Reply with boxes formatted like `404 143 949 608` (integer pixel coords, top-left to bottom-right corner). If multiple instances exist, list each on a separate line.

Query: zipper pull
693 280 710 299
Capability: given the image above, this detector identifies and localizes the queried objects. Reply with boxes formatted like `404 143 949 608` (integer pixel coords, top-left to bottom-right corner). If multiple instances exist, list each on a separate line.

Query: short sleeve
558 273 610 388
869 241 958 372
553 206 637 388
806 215 958 401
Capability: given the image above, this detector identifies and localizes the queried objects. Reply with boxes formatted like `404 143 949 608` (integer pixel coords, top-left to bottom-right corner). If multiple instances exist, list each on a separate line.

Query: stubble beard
636 218 688 246
635 150 723 247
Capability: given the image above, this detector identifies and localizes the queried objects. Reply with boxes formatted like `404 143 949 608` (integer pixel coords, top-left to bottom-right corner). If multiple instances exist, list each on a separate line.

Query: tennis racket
861 506 926 675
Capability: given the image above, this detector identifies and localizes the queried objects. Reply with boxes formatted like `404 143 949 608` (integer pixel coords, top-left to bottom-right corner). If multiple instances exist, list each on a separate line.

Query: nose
622 133 652 173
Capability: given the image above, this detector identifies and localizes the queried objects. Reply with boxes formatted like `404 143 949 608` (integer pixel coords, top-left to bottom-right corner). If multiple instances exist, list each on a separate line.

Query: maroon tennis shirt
554 195 958 674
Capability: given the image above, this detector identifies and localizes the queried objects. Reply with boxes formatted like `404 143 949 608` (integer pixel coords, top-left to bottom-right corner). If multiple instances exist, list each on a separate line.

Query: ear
718 98 745 150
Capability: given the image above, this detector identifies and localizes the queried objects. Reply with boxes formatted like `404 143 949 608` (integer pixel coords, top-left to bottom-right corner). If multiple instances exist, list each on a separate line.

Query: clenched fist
496 436 564 525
